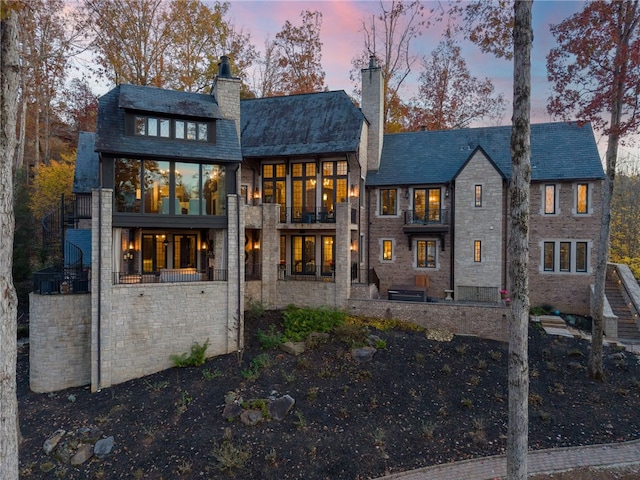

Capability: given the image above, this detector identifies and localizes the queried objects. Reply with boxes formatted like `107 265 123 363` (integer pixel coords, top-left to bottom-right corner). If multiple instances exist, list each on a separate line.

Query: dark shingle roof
366 122 605 186
96 85 241 163
240 91 365 158
73 132 99 193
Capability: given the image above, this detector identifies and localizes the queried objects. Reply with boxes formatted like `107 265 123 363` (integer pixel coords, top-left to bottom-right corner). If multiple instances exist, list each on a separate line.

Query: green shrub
256 325 286 349
245 298 265 320
530 305 547 316
170 339 210 367
282 306 346 341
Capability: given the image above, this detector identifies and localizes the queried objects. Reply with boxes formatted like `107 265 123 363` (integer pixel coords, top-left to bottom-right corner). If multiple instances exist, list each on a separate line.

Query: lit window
544 242 555 271
380 189 397 215
577 183 588 214
417 240 436 268
475 185 482 207
542 240 589 273
576 242 587 272
544 184 556 214
382 240 393 261
474 240 481 262
559 242 571 272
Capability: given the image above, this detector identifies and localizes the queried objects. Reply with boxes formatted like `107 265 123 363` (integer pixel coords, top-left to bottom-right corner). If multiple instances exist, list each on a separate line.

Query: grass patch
170 339 210 367
283 306 346 341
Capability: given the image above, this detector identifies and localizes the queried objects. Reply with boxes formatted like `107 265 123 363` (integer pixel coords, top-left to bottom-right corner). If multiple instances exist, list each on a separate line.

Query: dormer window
131 115 211 142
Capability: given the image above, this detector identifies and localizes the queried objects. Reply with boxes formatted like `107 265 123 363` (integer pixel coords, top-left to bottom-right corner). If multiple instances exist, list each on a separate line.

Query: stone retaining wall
30 293 92 393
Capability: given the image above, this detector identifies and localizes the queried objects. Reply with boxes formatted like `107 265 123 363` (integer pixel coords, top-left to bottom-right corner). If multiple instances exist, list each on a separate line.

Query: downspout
96 154 103 391
449 182 455 292
236 165 242 352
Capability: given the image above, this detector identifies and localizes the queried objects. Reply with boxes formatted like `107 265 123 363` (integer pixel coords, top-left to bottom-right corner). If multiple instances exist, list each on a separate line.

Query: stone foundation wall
30 293 92 392
348 299 509 342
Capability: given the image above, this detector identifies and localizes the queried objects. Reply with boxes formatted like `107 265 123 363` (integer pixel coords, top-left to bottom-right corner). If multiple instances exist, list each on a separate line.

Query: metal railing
283 208 337 224
277 263 335 281
404 208 450 225
113 269 228 285
457 285 500 303
33 267 90 295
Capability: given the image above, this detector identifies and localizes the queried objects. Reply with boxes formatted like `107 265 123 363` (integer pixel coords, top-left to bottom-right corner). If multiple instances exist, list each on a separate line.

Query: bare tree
507 1 533 479
0 3 21 479
547 0 640 380
352 0 428 131
409 30 506 130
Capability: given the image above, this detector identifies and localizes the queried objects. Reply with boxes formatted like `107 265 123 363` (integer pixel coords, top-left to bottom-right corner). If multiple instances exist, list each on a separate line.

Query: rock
367 335 383 347
268 395 295 421
43 429 65 455
306 332 330 348
70 443 93 465
224 391 239 405
222 403 243 420
280 341 306 356
351 346 376 363
94 436 114 459
240 409 263 426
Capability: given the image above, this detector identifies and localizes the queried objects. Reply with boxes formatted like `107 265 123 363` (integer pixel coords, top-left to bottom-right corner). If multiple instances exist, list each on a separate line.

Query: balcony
403 208 450 236
113 269 228 284
277 263 335 282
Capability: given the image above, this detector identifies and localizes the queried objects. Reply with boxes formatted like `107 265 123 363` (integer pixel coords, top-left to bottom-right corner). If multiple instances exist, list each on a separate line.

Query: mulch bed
17 311 640 479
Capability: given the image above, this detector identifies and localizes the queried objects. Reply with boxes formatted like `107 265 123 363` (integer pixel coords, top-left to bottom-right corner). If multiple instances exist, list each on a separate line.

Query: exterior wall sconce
253 188 260 199
201 242 208 251
123 243 134 261
350 184 357 197
254 241 260 250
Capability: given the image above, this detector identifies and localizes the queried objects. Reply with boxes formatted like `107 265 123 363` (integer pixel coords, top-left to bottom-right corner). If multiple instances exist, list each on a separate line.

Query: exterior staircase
606 272 640 343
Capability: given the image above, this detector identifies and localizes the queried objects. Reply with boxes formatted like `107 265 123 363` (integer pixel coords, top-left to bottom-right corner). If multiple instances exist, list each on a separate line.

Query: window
414 188 441 222
174 234 197 268
142 234 168 272
417 240 436 268
576 242 588 272
544 184 556 214
577 183 589 214
263 164 287 222
475 185 482 207
543 240 589 273
115 158 225 215
292 163 317 222
382 240 393 261
292 235 316 274
321 236 335 275
380 189 397 215
133 115 210 142
474 240 482 262
544 242 555 271
322 161 348 216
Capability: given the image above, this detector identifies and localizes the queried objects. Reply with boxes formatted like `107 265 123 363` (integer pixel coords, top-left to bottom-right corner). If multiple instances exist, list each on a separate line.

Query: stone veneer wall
348 299 509 343
528 180 602 315
91 190 243 391
454 150 505 295
30 293 92 392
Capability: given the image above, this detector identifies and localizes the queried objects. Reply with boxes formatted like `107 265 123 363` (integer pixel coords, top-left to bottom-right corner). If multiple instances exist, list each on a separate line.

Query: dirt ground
17 311 640 479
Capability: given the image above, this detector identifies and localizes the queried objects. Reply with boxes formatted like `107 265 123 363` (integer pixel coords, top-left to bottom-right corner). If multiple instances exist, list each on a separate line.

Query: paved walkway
375 439 640 480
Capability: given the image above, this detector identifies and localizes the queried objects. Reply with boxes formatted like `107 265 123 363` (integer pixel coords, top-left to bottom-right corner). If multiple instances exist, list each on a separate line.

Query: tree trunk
0 6 21 480
588 0 637 380
507 2 532 479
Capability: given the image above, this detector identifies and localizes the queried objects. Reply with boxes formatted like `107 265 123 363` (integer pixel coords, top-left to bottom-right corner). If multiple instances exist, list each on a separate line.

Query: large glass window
263 164 287 222
134 116 206 140
142 234 168 272
115 158 142 213
321 236 335 275
380 189 396 215
417 240 436 268
174 234 197 268
544 184 556 214
577 183 589 214
322 161 348 217
292 163 317 222
292 235 316 274
414 188 441 222
115 159 225 216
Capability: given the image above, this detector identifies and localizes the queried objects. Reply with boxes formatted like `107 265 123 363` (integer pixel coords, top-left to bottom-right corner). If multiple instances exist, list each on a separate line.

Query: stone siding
348 299 509 342
454 151 505 294
528 181 601 315
30 293 92 392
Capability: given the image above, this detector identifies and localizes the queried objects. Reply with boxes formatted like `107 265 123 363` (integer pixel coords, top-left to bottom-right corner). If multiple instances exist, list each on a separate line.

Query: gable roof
366 122 605 186
95 85 241 163
73 132 99 194
240 90 365 158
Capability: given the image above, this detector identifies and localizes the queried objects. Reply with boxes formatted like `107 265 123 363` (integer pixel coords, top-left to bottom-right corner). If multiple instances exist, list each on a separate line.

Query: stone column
334 202 352 309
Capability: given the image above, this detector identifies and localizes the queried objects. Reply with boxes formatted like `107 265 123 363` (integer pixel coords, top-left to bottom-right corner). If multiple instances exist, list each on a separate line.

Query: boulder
43 429 65 455
280 341 306 356
70 443 93 466
240 409 263 426
268 395 295 421
351 346 376 363
94 436 115 459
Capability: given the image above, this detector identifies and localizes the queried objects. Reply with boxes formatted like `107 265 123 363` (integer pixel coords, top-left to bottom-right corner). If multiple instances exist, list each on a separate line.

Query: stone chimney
361 55 384 172
212 55 241 140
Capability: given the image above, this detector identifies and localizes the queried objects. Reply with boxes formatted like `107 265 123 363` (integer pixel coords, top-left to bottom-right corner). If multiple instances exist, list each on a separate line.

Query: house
30 56 612 393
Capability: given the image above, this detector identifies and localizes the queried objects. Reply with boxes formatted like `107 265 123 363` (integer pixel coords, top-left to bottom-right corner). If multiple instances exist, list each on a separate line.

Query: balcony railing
457 285 500 303
33 267 90 295
404 208 450 225
278 207 358 225
277 263 335 282
113 269 227 285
